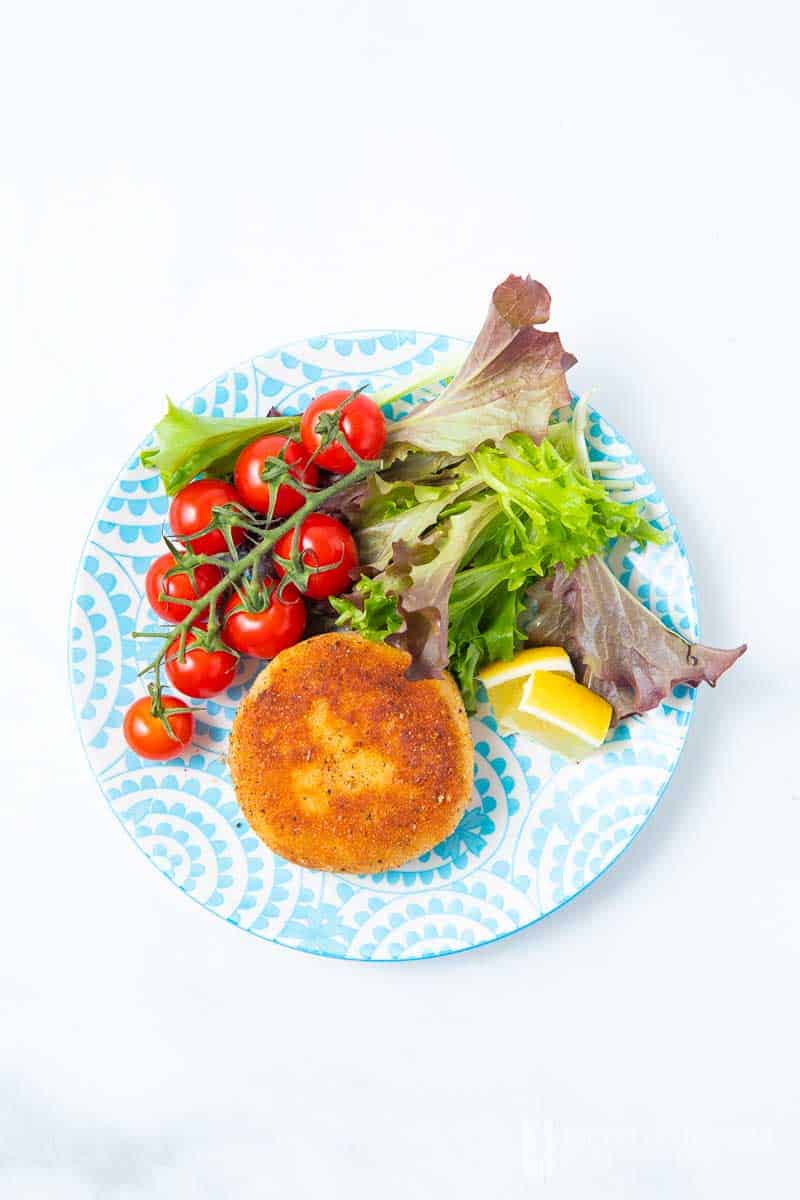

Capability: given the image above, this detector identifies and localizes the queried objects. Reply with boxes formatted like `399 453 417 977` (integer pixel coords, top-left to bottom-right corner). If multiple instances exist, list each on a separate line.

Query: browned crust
228 633 473 873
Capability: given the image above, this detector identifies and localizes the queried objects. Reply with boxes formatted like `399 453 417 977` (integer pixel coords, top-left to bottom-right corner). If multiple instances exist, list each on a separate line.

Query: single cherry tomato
300 389 386 474
222 581 306 658
145 552 223 626
234 435 319 517
169 478 246 555
123 694 194 760
274 514 358 599
165 631 238 698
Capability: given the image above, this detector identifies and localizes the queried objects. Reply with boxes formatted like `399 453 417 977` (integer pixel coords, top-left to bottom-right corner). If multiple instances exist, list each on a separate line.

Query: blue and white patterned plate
69 330 698 960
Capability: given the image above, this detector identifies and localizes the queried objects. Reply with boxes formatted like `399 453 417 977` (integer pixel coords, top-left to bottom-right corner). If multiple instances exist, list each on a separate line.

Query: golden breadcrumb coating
228 633 473 873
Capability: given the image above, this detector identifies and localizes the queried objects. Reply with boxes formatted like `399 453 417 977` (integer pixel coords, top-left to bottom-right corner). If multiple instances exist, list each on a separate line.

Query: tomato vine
134 393 381 740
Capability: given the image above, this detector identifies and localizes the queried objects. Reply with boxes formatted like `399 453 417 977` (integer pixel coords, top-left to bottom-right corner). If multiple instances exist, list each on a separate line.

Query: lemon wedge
515 670 613 760
479 646 575 687
479 646 612 760
479 647 574 729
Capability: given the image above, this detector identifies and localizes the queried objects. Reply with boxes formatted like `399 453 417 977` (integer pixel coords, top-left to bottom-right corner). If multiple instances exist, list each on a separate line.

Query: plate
69 330 699 960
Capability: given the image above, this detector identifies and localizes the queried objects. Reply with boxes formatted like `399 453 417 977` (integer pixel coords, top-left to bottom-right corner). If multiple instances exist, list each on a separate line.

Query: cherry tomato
123 694 194 760
300 389 386 474
222 581 306 658
169 479 246 555
234 435 319 517
165 632 238 698
274 514 358 599
145 552 223 626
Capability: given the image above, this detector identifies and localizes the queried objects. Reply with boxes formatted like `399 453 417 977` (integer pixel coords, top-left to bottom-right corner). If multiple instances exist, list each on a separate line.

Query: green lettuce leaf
329 576 403 642
470 433 664 573
447 550 539 709
140 399 300 495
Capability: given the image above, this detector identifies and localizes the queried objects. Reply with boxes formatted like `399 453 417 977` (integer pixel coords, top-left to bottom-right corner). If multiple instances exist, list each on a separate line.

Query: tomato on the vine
274 514 358 599
169 478 246 555
299 389 386 474
165 631 238 698
234 435 319 518
123 694 194 760
222 580 306 658
145 552 223 626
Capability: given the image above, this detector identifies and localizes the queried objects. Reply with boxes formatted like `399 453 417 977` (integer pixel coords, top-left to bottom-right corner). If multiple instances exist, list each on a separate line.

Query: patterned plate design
69 331 699 960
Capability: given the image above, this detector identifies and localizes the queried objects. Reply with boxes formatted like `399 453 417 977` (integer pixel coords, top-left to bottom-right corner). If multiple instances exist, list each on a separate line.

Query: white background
2 1 798 1196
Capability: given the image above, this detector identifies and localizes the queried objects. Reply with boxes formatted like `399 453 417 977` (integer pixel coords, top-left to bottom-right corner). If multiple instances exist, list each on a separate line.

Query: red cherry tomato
169 479 246 555
165 631 238 698
123 695 194 760
274 514 358 599
300 389 386 474
234 435 319 517
222 581 306 658
145 552 223 626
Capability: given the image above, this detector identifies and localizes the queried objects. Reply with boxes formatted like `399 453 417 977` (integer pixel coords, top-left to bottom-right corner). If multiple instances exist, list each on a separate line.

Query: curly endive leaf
526 556 746 721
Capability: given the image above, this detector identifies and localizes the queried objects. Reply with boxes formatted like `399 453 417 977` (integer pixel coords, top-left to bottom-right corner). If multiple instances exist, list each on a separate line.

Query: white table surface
2 2 798 1196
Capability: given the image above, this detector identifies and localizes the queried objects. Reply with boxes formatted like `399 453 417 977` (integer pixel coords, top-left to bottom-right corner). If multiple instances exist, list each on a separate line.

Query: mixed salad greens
141 273 744 737
331 429 663 709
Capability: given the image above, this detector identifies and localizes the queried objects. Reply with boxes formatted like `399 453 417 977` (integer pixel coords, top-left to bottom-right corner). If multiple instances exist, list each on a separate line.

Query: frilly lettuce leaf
526 556 747 721
329 576 403 642
384 274 575 462
470 433 663 571
141 399 300 495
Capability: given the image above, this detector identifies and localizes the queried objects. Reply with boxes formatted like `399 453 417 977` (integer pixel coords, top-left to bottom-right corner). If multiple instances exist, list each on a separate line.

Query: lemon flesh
480 647 613 762
517 671 613 760
479 646 574 689
484 677 528 725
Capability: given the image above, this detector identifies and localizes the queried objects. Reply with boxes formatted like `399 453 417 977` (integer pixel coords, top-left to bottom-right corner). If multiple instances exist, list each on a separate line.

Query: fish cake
228 632 473 873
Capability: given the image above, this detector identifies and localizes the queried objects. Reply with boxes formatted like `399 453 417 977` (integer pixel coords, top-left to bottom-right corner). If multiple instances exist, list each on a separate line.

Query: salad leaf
329 576 403 642
441 425 664 706
384 275 576 462
339 427 665 706
141 399 300 495
447 548 541 709
352 471 484 572
382 497 500 679
526 556 747 721
379 450 466 483
471 434 664 571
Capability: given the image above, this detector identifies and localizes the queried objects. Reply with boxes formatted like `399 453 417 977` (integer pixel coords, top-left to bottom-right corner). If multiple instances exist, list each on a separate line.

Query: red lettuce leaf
526 556 746 721
383 498 499 679
384 274 576 461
